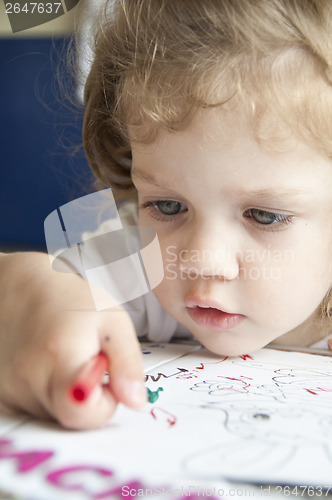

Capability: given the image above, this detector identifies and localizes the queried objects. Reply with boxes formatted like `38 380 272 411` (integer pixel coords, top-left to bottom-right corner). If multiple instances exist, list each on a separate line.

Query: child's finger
47 351 116 429
100 310 147 409
52 376 118 430
48 308 145 429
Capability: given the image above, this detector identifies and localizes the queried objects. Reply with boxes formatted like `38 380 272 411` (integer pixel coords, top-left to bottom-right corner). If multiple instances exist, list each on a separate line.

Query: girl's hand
0 252 146 429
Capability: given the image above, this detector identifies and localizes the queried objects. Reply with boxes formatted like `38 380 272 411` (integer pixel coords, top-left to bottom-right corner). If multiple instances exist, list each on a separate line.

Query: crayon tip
69 353 109 404
72 386 86 402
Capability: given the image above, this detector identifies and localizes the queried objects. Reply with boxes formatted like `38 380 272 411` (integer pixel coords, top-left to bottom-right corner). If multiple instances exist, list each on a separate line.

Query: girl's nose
178 223 240 281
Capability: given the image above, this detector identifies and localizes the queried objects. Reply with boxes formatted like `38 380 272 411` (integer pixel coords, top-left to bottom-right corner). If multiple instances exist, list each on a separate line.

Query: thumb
100 307 147 409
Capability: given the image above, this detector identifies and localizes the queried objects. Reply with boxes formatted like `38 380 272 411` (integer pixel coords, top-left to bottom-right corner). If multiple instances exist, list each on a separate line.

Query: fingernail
125 381 147 407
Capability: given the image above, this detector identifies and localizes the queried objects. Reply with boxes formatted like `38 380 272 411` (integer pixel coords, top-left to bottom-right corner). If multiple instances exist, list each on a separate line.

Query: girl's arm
0 252 146 429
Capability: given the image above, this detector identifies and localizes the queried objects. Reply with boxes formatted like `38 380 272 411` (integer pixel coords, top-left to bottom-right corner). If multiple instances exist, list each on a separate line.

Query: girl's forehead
131 105 321 161
131 107 332 200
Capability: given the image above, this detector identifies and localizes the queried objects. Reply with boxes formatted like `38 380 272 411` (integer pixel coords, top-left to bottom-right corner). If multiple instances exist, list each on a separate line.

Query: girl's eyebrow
235 187 308 201
132 168 308 200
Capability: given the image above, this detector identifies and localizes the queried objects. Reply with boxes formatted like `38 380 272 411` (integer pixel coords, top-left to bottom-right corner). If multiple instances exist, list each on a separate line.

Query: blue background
0 37 93 251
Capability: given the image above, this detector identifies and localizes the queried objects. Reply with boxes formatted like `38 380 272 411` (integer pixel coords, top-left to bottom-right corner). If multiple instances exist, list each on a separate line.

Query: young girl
1 0 332 430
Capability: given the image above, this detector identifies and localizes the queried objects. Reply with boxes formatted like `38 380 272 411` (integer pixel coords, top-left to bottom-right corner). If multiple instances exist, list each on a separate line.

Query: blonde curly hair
81 0 332 328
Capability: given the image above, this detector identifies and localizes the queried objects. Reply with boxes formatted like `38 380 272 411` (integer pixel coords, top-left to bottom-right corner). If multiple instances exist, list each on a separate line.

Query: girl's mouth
186 306 245 331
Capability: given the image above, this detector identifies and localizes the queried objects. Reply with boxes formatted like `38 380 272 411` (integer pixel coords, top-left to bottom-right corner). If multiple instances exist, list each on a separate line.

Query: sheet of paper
0 344 331 499
142 347 332 487
0 413 31 437
140 341 201 371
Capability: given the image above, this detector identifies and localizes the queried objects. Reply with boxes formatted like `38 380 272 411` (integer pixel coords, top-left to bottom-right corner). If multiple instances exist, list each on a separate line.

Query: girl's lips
186 306 245 331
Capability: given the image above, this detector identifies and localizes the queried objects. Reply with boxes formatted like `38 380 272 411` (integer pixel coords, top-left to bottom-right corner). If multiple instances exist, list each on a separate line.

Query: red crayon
69 353 109 403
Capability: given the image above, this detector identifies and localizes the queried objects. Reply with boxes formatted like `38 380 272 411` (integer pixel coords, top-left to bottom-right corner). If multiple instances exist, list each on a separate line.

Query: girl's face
131 108 332 355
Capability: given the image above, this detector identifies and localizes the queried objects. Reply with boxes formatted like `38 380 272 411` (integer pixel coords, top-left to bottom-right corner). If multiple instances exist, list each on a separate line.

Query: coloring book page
0 343 331 499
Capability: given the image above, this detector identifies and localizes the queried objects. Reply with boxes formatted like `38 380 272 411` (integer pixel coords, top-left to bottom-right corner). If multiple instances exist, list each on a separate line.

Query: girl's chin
193 330 276 358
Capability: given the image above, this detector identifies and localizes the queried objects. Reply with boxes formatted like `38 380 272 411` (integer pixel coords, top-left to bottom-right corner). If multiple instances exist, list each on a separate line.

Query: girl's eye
140 200 187 218
244 209 293 229
154 200 185 215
